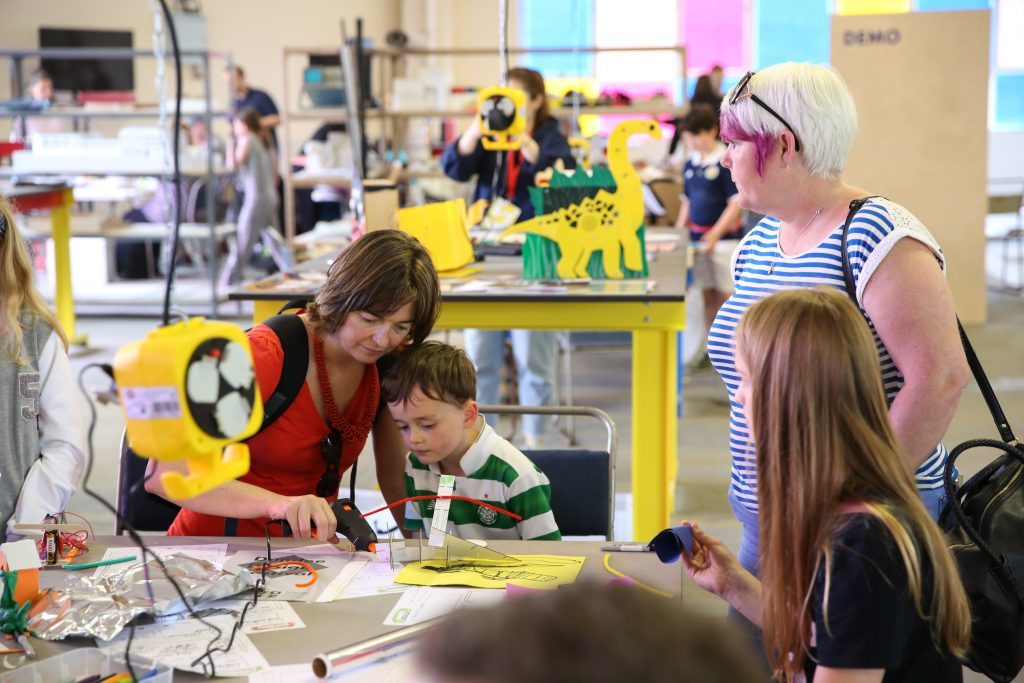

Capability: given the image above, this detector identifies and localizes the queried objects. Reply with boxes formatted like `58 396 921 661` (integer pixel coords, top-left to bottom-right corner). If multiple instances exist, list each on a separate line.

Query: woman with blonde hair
685 287 970 681
0 195 85 540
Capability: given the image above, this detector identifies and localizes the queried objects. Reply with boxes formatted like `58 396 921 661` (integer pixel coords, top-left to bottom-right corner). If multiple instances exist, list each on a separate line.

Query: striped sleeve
845 199 945 308
402 456 428 532
507 464 561 541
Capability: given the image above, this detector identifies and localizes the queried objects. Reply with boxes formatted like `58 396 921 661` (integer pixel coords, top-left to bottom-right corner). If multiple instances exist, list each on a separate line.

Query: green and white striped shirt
403 422 561 541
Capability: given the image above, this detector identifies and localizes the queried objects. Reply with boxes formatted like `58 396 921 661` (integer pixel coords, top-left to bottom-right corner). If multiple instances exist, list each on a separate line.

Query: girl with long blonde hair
683 288 970 682
0 195 84 540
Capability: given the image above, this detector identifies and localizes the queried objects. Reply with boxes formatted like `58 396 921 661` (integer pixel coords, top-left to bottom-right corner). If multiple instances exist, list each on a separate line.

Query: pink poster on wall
679 0 748 74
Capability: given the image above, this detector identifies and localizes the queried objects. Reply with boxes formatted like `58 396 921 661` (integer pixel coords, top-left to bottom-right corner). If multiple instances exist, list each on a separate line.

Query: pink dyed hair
720 108 776 177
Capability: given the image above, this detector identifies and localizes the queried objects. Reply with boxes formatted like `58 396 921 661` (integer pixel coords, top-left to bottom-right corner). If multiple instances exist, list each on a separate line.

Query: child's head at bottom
381 341 480 473
417 581 763 683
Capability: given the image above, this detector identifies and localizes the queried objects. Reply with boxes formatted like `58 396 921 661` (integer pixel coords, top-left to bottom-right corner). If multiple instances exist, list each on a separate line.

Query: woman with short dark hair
149 230 441 540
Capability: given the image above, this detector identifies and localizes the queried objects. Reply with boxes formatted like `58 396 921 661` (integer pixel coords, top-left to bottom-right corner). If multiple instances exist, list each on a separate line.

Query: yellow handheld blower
477 86 526 151
113 318 263 499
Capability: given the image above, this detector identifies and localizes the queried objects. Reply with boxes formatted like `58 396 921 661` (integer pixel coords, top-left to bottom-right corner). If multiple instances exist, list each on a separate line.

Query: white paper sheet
92 544 229 578
223 543 360 602
97 614 270 677
157 599 305 634
337 559 409 600
248 664 320 683
313 554 368 602
383 586 504 626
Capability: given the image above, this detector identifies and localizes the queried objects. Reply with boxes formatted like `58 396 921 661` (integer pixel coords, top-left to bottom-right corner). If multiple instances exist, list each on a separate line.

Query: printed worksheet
383 586 504 626
223 544 360 602
98 614 270 677
156 599 305 633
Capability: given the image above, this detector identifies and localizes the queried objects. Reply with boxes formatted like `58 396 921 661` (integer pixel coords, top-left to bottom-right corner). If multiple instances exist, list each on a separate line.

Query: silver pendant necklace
768 187 840 276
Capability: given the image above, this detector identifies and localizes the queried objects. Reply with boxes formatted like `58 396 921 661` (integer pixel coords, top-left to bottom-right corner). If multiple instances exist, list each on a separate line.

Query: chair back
478 405 616 539
114 429 181 535
523 448 611 538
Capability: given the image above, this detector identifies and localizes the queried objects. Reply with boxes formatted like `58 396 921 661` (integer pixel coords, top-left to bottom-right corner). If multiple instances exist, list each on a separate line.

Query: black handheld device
331 498 378 552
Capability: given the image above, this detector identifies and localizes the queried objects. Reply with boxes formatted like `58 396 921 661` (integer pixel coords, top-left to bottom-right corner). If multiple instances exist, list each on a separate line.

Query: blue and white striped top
708 198 948 513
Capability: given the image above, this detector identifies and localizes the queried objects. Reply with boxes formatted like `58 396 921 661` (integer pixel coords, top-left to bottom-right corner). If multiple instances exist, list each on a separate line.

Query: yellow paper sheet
394 555 585 590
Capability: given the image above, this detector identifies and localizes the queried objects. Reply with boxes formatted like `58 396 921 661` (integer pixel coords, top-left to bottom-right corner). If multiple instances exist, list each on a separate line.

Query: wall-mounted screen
39 27 134 93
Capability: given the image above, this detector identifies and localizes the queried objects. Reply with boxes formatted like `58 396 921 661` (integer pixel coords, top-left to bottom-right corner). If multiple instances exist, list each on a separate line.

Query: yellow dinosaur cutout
499 119 662 279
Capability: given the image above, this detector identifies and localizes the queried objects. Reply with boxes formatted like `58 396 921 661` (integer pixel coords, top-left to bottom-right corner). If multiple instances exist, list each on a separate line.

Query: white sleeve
8 332 87 537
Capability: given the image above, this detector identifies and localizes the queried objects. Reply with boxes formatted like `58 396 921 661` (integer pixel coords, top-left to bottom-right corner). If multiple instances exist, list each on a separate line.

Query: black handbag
939 328 1024 682
841 197 1024 682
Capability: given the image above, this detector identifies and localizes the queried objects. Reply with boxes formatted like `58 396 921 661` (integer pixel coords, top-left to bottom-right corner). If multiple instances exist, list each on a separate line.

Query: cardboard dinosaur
499 119 662 279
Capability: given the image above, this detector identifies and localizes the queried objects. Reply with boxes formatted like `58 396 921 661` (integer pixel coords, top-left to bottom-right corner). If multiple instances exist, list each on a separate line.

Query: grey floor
64 286 1024 682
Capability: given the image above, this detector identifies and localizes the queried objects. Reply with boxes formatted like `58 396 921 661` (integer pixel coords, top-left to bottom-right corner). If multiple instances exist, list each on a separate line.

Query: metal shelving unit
0 47 235 317
278 43 687 241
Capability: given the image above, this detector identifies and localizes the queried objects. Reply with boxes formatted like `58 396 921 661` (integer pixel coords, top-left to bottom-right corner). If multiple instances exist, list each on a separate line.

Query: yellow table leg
631 328 678 541
252 299 284 324
50 191 87 346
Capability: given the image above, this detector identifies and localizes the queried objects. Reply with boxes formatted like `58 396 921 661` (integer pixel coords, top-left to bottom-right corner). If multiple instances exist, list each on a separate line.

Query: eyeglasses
317 430 343 497
730 71 803 153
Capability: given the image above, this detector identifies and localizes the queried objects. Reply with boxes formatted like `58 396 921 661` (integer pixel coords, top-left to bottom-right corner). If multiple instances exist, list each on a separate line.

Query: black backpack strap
259 313 310 433
278 298 312 314
839 195 882 303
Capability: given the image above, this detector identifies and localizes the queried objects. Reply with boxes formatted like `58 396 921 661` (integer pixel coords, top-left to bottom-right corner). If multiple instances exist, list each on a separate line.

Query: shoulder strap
839 195 882 303
278 298 312 314
840 196 1016 445
258 313 309 433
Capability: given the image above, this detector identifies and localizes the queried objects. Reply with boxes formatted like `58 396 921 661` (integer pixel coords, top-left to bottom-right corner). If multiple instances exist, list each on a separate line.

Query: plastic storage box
0 647 173 683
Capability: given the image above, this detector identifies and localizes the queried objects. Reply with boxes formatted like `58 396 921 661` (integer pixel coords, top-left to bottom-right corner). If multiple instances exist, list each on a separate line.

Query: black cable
77 363 227 679
157 0 184 327
349 456 357 503
199 520 280 664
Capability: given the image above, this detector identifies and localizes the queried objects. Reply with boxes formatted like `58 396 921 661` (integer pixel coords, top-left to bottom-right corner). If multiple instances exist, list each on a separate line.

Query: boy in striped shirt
381 341 561 541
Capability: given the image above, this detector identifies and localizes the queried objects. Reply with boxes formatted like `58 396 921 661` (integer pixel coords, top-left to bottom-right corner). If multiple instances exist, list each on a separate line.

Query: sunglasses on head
317 430 343 497
730 71 803 153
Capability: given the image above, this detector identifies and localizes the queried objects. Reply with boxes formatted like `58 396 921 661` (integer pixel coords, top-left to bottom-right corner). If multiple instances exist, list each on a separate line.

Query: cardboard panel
831 10 990 323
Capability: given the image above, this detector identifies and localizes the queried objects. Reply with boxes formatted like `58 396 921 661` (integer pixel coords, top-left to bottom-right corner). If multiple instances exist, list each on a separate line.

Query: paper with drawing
222 544 360 602
97 614 269 677
395 554 585 589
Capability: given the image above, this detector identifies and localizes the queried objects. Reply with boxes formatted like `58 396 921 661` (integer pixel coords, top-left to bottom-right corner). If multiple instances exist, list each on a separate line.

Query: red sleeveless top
168 322 379 537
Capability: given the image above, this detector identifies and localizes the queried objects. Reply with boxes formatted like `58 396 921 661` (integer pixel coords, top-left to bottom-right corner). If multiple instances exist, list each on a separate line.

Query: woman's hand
513 132 541 164
698 233 720 256
681 522 765 625
457 117 484 156
680 522 744 597
267 495 338 543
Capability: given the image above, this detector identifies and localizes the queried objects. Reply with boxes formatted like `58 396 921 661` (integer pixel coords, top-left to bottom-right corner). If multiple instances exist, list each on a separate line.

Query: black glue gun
331 498 378 552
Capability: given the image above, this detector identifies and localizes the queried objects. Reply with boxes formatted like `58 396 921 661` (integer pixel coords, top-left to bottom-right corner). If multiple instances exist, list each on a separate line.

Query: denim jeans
919 485 949 521
463 329 557 440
